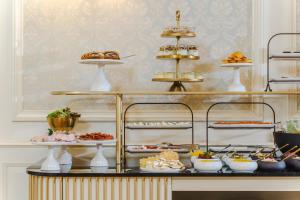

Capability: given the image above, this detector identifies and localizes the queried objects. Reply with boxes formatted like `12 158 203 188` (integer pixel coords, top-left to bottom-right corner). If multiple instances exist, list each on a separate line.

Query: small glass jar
177 44 188 55
188 45 199 57
165 45 176 55
158 46 166 56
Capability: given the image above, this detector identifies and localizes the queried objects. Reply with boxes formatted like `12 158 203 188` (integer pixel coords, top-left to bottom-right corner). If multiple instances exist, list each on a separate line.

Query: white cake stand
78 140 116 167
220 63 252 92
32 142 76 171
79 59 123 91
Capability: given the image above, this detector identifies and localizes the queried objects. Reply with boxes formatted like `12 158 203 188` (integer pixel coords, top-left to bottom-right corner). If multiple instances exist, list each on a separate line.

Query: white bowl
229 159 258 172
194 158 223 172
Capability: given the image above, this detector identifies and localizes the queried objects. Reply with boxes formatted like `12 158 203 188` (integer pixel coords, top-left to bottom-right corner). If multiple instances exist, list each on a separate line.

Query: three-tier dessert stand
152 10 204 92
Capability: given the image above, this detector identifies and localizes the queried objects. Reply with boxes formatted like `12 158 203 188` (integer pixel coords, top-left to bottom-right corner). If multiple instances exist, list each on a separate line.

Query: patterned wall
23 0 252 112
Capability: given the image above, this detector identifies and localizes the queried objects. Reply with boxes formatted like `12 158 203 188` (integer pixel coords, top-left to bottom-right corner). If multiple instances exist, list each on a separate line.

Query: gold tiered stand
152 10 203 92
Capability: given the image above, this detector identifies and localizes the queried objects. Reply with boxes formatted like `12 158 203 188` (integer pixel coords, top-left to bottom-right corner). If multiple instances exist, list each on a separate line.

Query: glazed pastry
222 51 252 64
103 51 120 60
81 51 120 60
81 51 105 60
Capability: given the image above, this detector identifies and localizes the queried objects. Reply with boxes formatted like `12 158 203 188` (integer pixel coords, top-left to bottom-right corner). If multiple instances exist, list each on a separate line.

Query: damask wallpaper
23 0 252 113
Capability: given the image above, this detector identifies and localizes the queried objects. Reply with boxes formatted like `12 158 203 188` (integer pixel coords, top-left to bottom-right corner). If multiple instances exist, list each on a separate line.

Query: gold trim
80 178 84 200
126 178 130 200
152 77 204 82
161 32 196 38
40 176 43 200
116 94 123 173
46 177 49 200
103 178 107 200
142 178 145 200
53 177 56 200
119 178 122 200
134 178 137 200
156 54 199 60
164 178 168 200
73 178 77 200
96 178 99 200
157 178 160 200
60 178 63 200
29 175 31 200
35 176 38 200
150 177 153 200
111 178 115 200
66 178 69 200
88 178 92 200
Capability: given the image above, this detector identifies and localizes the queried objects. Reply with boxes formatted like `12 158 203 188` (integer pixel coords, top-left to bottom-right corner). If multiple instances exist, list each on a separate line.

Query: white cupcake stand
79 59 123 91
33 140 115 171
220 63 252 92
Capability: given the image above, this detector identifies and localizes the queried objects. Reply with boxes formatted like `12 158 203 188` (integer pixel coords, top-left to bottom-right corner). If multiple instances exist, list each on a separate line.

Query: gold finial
176 10 180 27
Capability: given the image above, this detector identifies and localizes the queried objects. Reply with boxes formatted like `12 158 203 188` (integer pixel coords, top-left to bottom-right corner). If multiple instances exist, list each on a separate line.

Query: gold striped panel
29 176 171 200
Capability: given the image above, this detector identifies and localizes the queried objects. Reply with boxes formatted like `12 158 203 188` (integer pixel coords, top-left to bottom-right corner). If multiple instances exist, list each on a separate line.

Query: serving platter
126 145 189 153
79 59 123 65
209 123 275 129
270 53 300 60
77 139 116 145
125 121 192 129
220 63 252 68
31 141 77 146
140 167 184 173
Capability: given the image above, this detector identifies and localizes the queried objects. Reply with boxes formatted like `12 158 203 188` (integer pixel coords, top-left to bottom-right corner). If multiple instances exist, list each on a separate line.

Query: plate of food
77 132 115 144
80 51 122 63
210 121 275 129
127 143 189 153
125 121 192 129
31 131 77 145
221 51 252 68
139 151 185 173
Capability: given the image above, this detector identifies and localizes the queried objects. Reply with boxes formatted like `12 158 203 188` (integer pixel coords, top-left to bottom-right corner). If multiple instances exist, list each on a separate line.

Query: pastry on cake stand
220 52 252 92
80 51 123 91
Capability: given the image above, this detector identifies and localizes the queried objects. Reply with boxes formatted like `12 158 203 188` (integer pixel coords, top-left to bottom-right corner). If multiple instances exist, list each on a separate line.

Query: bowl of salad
47 107 80 131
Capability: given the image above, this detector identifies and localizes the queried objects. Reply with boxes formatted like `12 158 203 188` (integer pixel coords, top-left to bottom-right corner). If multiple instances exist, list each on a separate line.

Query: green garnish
48 128 53 136
47 107 80 119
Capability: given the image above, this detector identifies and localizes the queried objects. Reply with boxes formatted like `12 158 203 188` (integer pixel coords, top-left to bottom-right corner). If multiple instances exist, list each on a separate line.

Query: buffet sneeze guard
123 102 195 169
206 102 276 152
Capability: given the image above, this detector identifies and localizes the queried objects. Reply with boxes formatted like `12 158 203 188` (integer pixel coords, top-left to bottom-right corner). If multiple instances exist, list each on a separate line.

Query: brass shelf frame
51 90 300 173
153 10 201 91
156 54 200 60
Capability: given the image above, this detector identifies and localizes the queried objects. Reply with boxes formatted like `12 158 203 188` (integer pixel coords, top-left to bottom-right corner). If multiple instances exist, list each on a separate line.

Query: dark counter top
27 166 300 177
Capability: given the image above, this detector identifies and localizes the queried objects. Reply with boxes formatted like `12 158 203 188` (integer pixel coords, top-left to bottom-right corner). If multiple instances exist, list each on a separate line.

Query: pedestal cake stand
220 63 252 92
78 140 116 167
79 59 123 91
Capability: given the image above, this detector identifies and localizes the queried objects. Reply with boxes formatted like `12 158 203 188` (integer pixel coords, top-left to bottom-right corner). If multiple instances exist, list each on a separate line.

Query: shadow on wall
172 191 300 200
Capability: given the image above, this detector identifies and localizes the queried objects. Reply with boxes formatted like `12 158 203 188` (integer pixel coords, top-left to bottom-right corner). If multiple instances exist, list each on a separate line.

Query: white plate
77 140 116 145
210 123 275 128
271 53 300 60
140 167 184 173
79 59 123 65
126 146 189 153
270 77 300 83
220 63 252 68
31 141 77 146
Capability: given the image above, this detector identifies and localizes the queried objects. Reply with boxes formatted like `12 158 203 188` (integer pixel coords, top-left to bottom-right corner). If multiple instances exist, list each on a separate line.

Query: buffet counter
27 167 300 200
